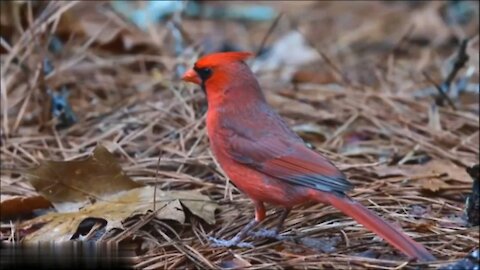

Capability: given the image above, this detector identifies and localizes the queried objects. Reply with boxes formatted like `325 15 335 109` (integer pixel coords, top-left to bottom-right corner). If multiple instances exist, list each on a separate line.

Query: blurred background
1 1 478 132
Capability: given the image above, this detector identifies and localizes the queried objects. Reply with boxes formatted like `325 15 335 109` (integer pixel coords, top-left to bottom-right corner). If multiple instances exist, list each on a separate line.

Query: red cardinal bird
182 51 435 261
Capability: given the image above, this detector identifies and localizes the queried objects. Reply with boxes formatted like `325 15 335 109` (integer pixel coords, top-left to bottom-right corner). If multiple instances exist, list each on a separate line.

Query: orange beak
182 69 201 85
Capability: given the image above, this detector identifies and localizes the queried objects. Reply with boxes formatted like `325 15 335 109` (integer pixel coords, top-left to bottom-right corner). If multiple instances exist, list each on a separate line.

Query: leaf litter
16 145 217 242
0 1 478 269
19 186 217 242
27 145 142 212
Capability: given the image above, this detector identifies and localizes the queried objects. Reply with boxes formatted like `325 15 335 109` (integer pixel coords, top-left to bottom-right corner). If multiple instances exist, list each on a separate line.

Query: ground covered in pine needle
1 1 479 269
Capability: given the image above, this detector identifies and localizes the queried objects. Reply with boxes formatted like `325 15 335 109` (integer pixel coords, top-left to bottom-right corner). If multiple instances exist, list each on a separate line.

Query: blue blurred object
41 36 77 129
167 20 183 56
111 1 185 30
185 1 277 21
111 0 277 30
444 0 477 25
43 58 55 77
49 87 77 129
48 35 64 54
439 249 479 270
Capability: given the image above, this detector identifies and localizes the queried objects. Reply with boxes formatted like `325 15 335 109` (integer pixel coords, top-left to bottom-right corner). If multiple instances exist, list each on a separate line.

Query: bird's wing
224 126 353 194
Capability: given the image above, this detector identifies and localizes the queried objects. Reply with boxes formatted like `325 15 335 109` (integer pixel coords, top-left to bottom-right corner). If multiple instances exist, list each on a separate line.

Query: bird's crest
195 51 253 69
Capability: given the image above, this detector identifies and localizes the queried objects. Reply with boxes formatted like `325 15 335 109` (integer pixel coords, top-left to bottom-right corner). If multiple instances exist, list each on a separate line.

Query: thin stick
153 150 163 211
423 71 457 110
443 39 469 92
255 12 284 57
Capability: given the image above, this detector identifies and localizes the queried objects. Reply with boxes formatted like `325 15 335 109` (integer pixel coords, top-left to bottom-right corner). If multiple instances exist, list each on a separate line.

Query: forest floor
1 1 479 269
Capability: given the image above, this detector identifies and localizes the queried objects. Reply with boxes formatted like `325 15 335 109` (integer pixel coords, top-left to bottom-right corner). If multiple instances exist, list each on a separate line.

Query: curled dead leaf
27 145 142 212
0 195 53 218
19 186 217 242
21 145 218 242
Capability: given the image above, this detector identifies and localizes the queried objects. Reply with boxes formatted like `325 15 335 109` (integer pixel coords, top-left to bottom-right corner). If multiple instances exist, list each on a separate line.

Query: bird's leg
209 201 265 248
250 208 290 239
209 219 258 248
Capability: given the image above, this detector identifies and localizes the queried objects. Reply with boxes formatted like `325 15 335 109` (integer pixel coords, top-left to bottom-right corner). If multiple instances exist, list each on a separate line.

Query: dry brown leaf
19 186 217 242
292 123 329 142
412 220 437 233
374 159 471 182
22 145 217 242
0 195 53 218
27 145 142 212
419 178 450 192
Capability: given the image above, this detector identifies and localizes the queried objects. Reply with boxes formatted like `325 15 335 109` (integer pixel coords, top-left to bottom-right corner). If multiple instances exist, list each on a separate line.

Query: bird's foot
249 228 278 238
208 236 254 248
249 228 288 240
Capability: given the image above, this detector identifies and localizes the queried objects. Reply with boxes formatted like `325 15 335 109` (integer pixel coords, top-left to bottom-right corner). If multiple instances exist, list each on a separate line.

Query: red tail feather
311 191 436 262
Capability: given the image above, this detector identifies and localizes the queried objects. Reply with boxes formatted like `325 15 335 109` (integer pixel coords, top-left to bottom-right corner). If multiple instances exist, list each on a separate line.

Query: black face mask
193 67 212 94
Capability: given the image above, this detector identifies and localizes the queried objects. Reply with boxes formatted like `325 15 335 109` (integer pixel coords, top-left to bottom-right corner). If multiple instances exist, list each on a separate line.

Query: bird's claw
249 228 290 241
249 228 279 239
208 236 254 248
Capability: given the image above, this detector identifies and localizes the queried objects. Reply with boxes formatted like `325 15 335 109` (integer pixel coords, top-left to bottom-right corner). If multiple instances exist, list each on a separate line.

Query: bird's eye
195 67 213 81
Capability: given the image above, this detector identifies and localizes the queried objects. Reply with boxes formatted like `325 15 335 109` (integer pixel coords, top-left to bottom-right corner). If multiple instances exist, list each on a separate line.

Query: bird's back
207 95 352 197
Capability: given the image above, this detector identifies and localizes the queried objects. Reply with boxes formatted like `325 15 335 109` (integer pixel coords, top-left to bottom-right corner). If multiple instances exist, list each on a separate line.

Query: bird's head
182 51 264 105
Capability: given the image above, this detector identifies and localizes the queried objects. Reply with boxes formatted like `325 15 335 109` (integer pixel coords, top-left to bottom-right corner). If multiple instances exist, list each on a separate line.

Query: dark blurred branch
422 71 457 110
443 38 469 93
255 12 283 57
290 20 352 86
422 39 470 111
465 164 479 226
